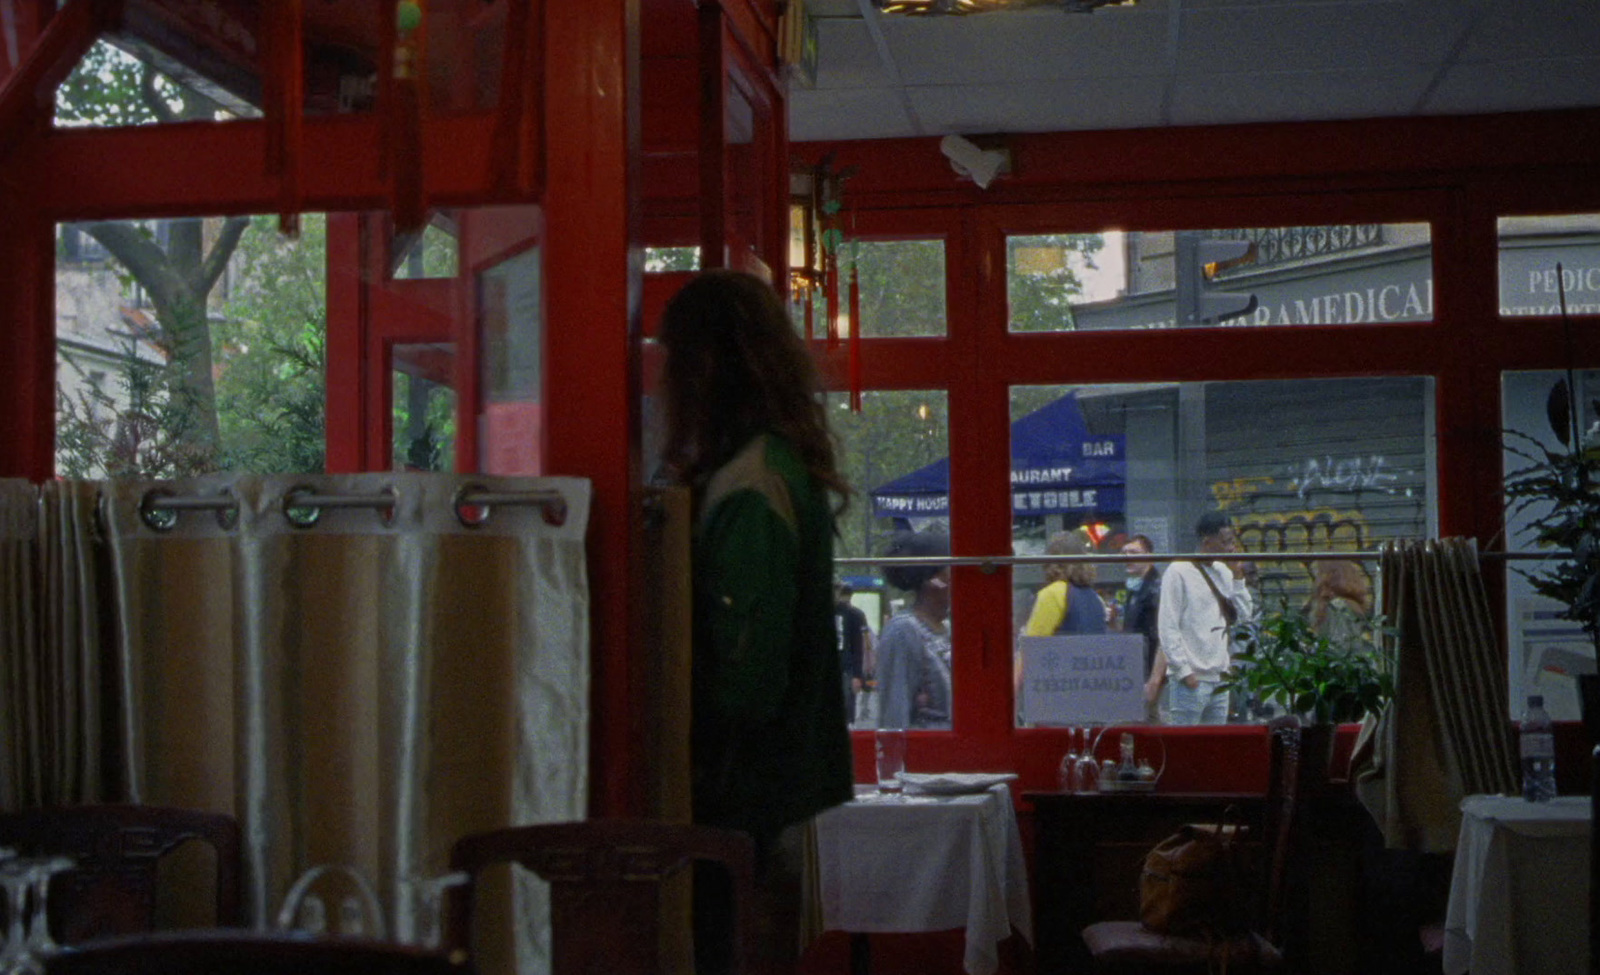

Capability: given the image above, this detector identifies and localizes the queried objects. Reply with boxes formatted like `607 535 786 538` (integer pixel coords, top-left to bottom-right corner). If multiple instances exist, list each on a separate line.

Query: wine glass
1074 726 1101 793
402 871 471 948
1058 727 1080 792
23 858 72 958
0 859 40 975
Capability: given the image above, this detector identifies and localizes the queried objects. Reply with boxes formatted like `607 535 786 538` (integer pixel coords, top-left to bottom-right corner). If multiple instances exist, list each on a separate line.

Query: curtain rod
834 549 1561 571
138 486 567 530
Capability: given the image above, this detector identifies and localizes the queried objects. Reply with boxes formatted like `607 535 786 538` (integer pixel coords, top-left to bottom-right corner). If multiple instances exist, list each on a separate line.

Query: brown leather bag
1139 813 1251 938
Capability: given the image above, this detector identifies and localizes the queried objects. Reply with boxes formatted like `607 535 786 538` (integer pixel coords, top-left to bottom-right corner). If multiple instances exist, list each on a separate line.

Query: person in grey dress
876 530 953 730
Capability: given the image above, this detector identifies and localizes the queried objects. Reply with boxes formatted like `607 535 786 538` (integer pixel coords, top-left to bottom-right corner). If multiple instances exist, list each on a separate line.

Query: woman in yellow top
1024 529 1108 637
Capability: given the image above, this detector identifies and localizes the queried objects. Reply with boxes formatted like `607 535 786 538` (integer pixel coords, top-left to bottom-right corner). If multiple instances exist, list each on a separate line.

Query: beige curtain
0 479 120 810
2 473 590 974
1353 538 1518 851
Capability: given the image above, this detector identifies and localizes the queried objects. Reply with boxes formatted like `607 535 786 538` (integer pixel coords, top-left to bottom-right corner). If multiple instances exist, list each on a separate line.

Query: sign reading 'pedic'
1019 634 1146 726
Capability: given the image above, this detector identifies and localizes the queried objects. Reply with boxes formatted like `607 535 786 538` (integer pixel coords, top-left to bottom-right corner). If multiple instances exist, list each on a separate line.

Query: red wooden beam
0 0 118 155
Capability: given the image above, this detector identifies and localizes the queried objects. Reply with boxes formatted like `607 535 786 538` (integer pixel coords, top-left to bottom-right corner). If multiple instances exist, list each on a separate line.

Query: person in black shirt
1120 534 1165 718
834 583 873 724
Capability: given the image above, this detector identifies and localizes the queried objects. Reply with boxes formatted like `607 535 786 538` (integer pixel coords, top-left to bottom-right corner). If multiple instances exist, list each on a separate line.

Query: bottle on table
1117 733 1140 783
1519 694 1557 802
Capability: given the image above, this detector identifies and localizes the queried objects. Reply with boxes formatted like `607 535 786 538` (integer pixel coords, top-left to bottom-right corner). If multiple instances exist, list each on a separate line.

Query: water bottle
1520 694 1557 802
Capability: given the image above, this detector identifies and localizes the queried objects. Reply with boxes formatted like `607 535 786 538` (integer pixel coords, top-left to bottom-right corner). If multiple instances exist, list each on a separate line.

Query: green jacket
690 434 854 843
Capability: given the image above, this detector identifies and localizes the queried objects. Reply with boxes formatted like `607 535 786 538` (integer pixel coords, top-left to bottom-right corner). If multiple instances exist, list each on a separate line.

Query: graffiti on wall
1286 454 1409 502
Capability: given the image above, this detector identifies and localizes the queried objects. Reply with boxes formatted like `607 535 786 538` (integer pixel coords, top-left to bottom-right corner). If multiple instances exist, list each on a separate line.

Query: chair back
1260 716 1304 949
0 804 242 942
42 930 470 975
444 819 756 975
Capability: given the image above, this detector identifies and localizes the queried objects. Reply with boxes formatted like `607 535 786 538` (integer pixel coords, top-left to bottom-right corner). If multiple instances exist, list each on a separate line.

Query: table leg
850 932 870 975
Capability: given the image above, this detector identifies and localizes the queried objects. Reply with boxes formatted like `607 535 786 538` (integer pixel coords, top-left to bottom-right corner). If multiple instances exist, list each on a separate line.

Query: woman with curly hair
659 269 853 974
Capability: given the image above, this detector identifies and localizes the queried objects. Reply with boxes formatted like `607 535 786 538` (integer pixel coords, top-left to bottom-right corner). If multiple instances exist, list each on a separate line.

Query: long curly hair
659 270 850 506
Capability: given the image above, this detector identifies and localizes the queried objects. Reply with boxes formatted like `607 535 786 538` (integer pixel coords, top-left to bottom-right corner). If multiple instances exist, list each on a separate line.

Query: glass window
1502 369 1599 721
644 247 701 273
393 216 461 280
1497 215 1600 317
1010 377 1436 727
852 240 947 338
833 390 951 730
1008 224 1433 332
56 214 326 477
55 39 262 129
478 245 543 475
392 344 457 471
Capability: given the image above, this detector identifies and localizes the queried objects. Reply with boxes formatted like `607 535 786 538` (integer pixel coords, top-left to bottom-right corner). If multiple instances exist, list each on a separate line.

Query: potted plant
1223 607 1396 783
1504 368 1600 739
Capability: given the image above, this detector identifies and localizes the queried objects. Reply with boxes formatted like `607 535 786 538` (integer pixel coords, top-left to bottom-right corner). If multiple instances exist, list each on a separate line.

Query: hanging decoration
263 0 306 236
849 237 863 412
389 0 428 236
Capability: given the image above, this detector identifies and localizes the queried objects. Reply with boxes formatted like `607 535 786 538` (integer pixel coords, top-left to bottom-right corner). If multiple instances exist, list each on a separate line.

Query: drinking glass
23 858 72 958
1058 728 1080 792
875 728 907 798
1074 726 1101 793
0 860 37 975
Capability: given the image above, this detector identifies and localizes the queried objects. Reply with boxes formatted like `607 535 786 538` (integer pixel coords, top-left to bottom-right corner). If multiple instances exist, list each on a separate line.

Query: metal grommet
376 486 399 527
139 490 179 532
282 486 321 529
453 483 491 528
214 488 239 531
541 495 567 527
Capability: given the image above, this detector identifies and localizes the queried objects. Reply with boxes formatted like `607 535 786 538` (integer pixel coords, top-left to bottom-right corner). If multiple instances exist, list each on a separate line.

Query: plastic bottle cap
1529 695 1544 708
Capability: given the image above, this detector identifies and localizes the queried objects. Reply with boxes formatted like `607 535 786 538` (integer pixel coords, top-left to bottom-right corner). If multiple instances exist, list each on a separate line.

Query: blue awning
870 392 1126 519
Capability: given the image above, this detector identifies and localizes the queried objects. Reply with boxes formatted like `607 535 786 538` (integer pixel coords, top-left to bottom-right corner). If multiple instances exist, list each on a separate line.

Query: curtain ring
282 485 322 528
453 483 491 528
139 490 180 532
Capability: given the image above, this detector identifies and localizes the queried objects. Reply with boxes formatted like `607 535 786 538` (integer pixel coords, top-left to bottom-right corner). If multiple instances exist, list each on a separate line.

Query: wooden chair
42 929 471 975
1080 716 1304 973
0 804 242 943
444 819 756 975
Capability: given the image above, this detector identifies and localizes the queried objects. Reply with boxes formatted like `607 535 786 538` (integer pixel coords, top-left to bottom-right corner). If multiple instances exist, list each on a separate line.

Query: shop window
1007 224 1433 332
55 214 326 477
1497 215 1600 317
1008 377 1436 727
1502 369 1600 721
832 390 951 730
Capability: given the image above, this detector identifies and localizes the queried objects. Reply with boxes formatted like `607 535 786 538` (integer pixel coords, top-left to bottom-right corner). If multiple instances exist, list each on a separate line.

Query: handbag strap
1192 560 1238 626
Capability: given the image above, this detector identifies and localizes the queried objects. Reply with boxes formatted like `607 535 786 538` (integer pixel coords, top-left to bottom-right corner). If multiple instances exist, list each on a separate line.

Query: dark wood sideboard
1024 791 1267 974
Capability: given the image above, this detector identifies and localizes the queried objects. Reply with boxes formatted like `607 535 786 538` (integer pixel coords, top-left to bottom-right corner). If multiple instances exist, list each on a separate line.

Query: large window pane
1503 369 1600 720
1011 377 1436 727
853 240 947 337
1008 224 1433 332
56 214 326 477
834 390 951 729
1497 215 1600 317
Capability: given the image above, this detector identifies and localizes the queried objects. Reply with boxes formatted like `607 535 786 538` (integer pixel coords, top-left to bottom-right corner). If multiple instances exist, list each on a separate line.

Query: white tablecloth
814 783 1032 975
1443 794 1591 975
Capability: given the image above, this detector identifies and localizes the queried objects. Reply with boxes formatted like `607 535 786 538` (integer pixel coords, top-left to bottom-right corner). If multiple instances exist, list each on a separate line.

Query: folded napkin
898 772 1018 796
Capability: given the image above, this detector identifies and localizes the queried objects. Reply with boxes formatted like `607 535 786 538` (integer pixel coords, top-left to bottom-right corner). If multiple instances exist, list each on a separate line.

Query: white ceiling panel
1168 67 1437 127
910 76 1170 134
811 20 894 90
787 0 1600 143
1423 58 1600 115
881 10 1171 85
1457 2 1600 61
1175 2 1470 74
789 87 923 141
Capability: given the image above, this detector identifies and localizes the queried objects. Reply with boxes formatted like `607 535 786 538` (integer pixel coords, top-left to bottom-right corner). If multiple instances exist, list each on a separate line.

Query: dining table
1443 793 1591 975
813 776 1032 975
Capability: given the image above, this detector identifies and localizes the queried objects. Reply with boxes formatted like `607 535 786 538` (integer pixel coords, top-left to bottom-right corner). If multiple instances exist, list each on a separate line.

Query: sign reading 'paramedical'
1018 634 1146 726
